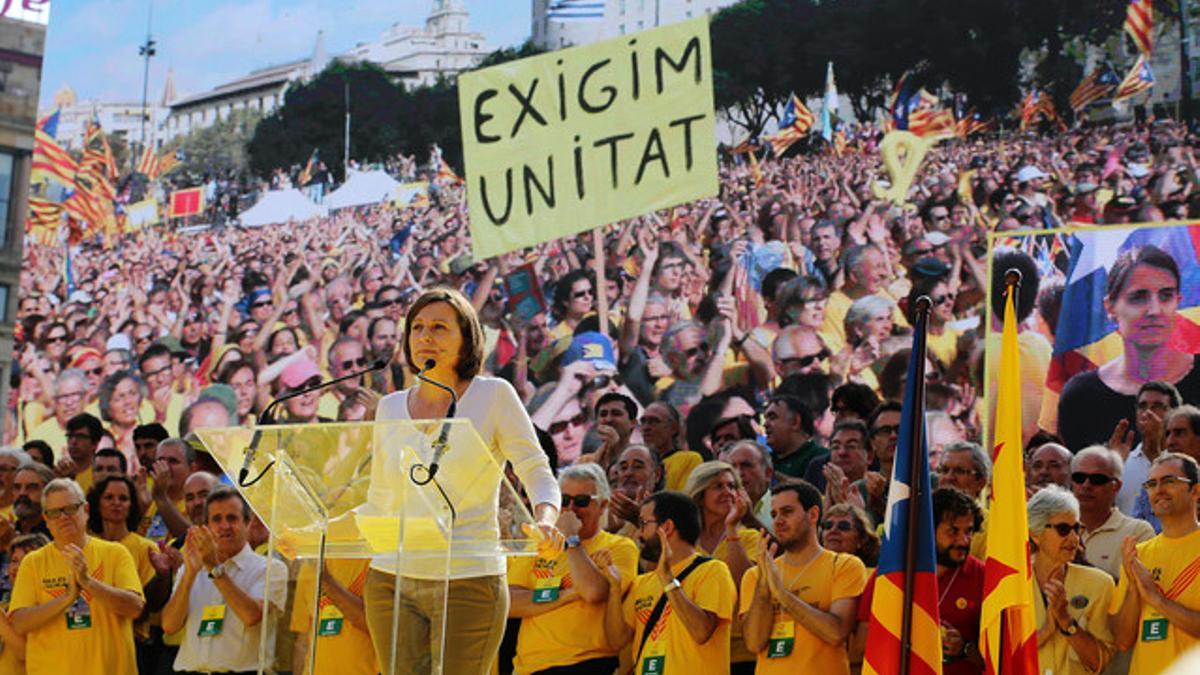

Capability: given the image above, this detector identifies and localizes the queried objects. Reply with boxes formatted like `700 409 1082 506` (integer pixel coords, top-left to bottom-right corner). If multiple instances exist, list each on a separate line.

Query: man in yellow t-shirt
291 558 376 675
509 464 638 674
601 491 736 675
741 481 866 674
9 478 145 675
1110 454 1200 675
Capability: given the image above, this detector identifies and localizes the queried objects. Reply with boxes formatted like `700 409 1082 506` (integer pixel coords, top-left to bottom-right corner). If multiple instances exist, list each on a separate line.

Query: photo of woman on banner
1057 240 1200 451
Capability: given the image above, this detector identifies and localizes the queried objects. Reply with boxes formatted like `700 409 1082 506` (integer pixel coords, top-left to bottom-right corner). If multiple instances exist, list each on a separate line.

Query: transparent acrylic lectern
194 419 540 675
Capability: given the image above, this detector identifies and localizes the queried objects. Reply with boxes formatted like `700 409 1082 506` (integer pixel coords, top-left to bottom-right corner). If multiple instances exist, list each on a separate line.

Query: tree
247 61 405 181
170 108 261 180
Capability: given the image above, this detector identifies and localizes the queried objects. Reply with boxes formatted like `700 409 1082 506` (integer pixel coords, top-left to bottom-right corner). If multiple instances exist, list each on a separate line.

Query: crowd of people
5 115 1200 675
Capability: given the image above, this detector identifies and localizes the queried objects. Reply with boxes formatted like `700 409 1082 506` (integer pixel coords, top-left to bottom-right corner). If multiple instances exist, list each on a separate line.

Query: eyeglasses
822 520 854 532
143 364 173 380
643 314 671 324
338 357 368 371
45 334 67 344
872 424 901 437
637 517 659 528
56 390 86 402
1071 472 1115 487
1143 475 1196 490
548 411 589 435
85 367 104 377
562 494 594 509
1044 522 1083 537
251 300 273 309
937 466 981 478
782 350 830 369
583 374 617 391
930 213 950 222
44 502 85 520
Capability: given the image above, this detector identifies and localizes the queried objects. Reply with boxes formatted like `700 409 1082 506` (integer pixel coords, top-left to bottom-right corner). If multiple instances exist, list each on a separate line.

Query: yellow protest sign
458 17 718 259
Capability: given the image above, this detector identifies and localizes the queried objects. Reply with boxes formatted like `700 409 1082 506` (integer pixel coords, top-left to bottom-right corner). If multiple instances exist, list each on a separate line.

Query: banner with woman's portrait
985 221 1200 451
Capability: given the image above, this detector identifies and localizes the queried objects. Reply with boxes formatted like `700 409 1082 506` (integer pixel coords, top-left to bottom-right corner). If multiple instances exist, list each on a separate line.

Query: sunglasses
1071 472 1114 487
44 502 85 519
46 334 67 343
782 350 830 369
561 494 594 509
572 289 594 300
932 293 957 306
822 520 854 532
1142 475 1195 490
548 411 589 435
1044 522 1083 537
339 357 368 371
251 300 273 309
583 374 617 391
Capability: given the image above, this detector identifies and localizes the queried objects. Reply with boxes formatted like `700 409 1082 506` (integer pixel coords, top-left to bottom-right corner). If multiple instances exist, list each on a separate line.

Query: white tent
324 169 402 210
239 189 327 227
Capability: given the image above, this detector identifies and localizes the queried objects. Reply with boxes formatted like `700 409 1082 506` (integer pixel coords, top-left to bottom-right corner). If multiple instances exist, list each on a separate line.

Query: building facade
163 0 488 142
0 13 46 442
531 0 737 50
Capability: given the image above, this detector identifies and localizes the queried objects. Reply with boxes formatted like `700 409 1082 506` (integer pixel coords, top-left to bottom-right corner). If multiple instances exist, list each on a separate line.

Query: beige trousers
364 568 508 675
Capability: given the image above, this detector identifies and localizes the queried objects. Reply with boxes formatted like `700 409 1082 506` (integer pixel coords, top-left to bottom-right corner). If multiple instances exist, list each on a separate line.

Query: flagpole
898 294 932 675
997 268 1022 674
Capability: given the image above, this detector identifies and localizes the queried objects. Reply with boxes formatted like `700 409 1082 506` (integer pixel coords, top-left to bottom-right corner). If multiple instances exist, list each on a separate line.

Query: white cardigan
366 376 559 579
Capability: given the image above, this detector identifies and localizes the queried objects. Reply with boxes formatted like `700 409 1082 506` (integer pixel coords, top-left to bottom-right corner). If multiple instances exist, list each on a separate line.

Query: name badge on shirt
198 604 226 637
318 603 344 637
532 576 562 603
66 596 91 630
1142 616 1169 642
641 640 666 674
768 618 795 658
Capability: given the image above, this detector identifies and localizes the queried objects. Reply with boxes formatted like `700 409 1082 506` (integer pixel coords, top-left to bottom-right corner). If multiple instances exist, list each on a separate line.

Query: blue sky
38 0 531 109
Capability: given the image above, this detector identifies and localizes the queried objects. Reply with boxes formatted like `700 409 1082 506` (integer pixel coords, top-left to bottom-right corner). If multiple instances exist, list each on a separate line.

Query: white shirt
1117 444 1152 516
172 544 289 673
368 376 559 579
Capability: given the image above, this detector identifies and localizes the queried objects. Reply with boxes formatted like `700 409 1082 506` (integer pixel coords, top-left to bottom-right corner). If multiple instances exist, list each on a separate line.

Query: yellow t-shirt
290 559 376 675
1034 563 1115 675
926 326 961 369
1110 528 1200 675
821 290 908 353
508 530 639 673
701 528 761 665
621 553 736 675
738 549 867 674
662 451 703 493
9 538 143 675
26 416 66 461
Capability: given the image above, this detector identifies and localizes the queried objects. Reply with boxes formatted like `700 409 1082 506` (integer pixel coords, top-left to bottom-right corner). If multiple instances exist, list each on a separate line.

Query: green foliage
170 108 261 180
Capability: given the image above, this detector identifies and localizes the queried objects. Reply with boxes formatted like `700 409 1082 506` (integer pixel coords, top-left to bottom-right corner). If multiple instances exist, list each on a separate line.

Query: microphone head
423 358 436 371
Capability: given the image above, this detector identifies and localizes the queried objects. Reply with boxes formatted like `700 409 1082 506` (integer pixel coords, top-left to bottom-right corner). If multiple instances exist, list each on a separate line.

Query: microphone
239 357 390 487
411 359 457 484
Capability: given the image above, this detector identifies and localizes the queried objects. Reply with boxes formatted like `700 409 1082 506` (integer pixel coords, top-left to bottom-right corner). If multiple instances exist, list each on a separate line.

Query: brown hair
403 287 485 381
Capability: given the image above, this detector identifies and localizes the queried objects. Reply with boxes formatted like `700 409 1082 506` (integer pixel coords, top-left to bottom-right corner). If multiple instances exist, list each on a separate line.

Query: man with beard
0 448 27 521
12 463 52 539
741 481 866 672
600 491 736 674
1110 453 1200 673
854 487 985 674
605 445 664 541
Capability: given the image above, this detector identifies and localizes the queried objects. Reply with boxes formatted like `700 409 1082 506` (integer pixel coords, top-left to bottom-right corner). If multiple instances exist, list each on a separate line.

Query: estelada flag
981 280 1039 675
863 309 942 675
169 187 204 218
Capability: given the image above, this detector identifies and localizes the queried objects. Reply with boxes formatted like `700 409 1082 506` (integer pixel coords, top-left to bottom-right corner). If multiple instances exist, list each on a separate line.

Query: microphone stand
409 360 459 520
239 358 389 487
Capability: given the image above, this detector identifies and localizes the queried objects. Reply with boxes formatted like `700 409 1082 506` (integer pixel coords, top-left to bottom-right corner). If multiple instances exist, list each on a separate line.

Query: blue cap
561 331 616 371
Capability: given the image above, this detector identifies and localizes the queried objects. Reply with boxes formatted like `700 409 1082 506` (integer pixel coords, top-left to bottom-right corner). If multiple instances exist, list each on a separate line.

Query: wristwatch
208 563 227 580
564 535 582 549
1060 619 1080 637
663 578 681 593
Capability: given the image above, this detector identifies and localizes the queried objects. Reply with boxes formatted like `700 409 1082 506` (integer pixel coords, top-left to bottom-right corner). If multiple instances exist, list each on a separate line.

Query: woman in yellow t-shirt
1028 486 1116 675
906 273 962 369
685 461 761 673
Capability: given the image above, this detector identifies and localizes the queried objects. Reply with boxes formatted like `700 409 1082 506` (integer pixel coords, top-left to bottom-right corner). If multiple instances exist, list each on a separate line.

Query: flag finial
1004 268 1023 288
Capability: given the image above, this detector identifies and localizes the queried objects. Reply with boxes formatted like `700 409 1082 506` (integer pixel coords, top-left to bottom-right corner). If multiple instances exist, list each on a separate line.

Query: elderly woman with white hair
1028 485 1116 674
831 294 896 391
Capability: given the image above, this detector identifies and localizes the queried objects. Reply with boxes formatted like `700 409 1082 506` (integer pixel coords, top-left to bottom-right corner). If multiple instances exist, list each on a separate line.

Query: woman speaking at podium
365 287 563 674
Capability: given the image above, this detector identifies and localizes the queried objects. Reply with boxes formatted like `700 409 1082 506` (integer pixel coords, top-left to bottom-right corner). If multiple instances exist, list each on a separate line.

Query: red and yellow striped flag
1125 0 1153 56
981 281 1039 675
